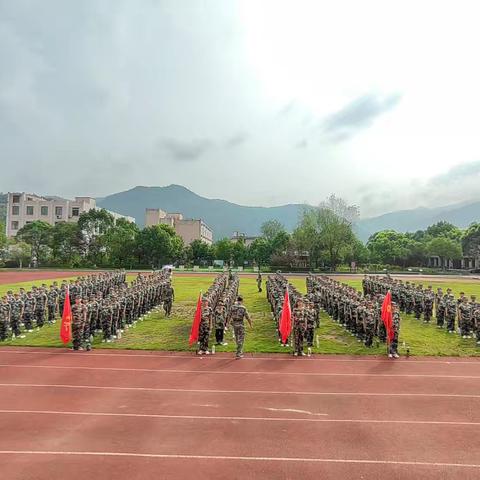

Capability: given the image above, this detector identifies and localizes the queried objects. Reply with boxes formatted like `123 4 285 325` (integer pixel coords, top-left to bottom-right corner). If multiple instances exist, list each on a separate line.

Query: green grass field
1 274 480 356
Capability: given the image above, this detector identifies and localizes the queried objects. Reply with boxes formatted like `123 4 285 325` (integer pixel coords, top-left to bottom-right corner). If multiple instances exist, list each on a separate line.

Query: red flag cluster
60 287 72 345
189 293 202 346
381 291 395 343
279 289 292 344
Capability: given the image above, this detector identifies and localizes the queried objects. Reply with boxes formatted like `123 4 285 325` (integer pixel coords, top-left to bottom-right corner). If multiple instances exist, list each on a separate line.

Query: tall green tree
260 220 286 242
104 219 139 268
78 209 115 265
136 224 183 268
427 237 462 269
248 238 271 268
186 239 213 266
16 220 52 266
5 240 31 268
49 222 82 266
462 223 480 259
213 238 233 264
295 195 359 270
425 221 462 240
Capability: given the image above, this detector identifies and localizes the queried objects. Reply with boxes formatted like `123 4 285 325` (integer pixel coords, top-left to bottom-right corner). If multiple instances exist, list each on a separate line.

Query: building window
72 207 80 217
11 221 19 230
12 206 19 215
26 206 34 215
41 206 48 216
12 195 20 203
55 206 63 217
26 221 32 225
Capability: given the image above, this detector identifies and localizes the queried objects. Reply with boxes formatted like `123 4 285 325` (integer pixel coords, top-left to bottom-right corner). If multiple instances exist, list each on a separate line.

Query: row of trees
1 198 479 271
366 221 480 269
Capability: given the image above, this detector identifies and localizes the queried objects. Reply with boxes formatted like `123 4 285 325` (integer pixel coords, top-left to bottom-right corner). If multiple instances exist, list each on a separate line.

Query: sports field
1 271 480 357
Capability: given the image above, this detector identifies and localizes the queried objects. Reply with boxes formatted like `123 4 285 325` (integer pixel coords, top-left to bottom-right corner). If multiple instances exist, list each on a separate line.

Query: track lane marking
0 450 479 468
1 364 479 379
1 383 480 398
1 349 479 365
1 409 480 426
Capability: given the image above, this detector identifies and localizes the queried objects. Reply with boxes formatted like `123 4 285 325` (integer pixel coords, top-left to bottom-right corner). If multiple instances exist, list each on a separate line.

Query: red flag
189 293 202 346
381 291 395 342
60 287 72 345
279 288 292 344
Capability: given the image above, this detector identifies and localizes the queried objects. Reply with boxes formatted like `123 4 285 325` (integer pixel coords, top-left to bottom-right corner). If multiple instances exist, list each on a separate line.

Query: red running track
0 347 479 480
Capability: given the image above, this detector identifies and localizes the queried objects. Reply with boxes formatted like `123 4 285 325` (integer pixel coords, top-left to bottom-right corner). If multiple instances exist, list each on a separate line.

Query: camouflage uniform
292 304 307 355
198 303 212 353
72 301 86 350
229 301 250 358
47 287 58 324
0 298 10 340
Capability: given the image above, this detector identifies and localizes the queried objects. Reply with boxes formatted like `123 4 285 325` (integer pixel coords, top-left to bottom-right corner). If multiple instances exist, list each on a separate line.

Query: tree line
1 196 479 271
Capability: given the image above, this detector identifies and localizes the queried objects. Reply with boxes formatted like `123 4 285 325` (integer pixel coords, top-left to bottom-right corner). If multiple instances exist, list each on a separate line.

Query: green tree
427 237 462 269
248 238 271 268
5 240 31 268
136 224 183 268
16 220 52 266
295 195 359 270
425 221 462 240
213 238 233 263
50 222 82 267
260 220 286 242
462 223 480 259
104 219 139 268
0 222 6 264
78 209 115 265
186 239 213 266
231 240 247 267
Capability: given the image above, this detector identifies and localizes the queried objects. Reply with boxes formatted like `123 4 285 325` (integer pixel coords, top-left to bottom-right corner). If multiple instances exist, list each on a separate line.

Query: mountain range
1 186 479 241
97 185 480 241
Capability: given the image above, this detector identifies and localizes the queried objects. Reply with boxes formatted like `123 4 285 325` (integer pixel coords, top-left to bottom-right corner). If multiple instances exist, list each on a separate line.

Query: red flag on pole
189 293 202 346
381 291 395 342
279 288 292 344
60 287 72 345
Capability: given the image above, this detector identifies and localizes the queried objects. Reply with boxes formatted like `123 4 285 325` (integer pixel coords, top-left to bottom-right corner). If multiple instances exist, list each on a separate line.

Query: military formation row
197 272 240 354
307 275 401 357
0 271 127 341
266 274 317 356
363 275 480 343
0 271 175 350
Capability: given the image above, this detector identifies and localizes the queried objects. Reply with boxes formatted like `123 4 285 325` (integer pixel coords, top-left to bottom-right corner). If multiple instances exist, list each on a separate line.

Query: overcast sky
1 0 480 217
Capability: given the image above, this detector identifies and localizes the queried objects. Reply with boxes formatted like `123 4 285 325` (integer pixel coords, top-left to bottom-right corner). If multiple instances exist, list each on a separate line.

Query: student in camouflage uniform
423 286 434 323
214 300 227 346
436 288 445 328
198 297 212 354
445 294 457 333
363 301 376 347
10 293 25 339
257 273 262 293
0 296 10 341
23 291 35 332
388 303 401 358
458 296 472 338
34 286 47 328
292 298 306 356
47 285 58 324
229 296 252 359
163 283 174 317
472 301 480 346
305 299 316 351
71 297 86 350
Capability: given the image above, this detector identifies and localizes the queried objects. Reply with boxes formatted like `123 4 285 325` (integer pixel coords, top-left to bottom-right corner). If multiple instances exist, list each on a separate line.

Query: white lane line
1 383 480 398
0 450 479 468
1 364 479 379
1 349 478 365
1 409 479 426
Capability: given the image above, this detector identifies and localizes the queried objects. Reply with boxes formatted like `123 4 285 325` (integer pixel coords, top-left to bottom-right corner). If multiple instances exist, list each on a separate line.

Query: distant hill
97 185 308 240
2 185 478 241
356 201 480 241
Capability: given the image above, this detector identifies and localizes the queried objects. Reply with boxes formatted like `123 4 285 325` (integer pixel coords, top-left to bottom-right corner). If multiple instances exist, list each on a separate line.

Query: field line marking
1 383 480 398
0 450 479 468
1 409 480 426
1 364 479 379
1 349 478 365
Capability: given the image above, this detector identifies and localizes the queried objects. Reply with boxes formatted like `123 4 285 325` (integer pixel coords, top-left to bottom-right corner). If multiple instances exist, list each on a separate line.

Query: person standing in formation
229 296 252 359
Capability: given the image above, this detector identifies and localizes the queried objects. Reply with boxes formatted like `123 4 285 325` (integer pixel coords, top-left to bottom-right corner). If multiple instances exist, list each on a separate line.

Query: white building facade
6 192 135 237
